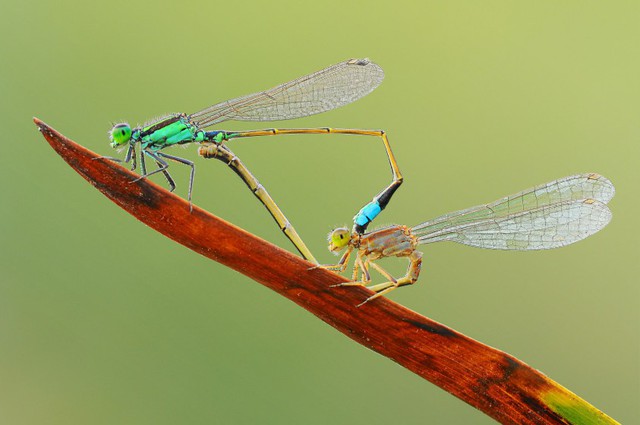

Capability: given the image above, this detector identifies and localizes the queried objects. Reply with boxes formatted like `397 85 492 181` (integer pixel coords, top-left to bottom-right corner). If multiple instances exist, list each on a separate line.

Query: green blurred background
1 1 638 423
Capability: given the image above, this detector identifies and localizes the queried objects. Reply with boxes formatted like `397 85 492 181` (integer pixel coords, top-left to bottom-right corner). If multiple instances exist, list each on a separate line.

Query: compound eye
110 123 132 146
328 227 351 251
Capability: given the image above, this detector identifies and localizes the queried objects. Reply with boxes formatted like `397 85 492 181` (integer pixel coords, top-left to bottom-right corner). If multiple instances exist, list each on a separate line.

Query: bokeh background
1 1 638 424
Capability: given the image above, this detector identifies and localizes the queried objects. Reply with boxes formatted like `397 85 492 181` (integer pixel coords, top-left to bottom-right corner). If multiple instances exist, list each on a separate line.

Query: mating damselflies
104 58 402 263
320 173 615 306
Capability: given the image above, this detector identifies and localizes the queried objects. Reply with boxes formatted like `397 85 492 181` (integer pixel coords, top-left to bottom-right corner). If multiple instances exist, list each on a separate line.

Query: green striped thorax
109 114 209 150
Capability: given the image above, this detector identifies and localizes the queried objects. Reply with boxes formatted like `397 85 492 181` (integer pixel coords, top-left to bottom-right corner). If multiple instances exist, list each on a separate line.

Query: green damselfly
321 174 614 305
103 58 402 263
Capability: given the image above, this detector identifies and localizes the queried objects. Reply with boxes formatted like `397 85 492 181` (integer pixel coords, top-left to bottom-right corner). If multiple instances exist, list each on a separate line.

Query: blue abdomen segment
354 201 382 233
353 180 402 234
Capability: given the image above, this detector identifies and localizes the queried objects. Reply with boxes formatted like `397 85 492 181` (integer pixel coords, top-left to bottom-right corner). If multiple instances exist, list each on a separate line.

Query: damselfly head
110 123 132 148
328 227 352 252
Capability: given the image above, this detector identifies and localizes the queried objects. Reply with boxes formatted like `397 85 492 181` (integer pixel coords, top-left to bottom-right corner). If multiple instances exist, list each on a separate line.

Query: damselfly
103 59 402 263
321 173 614 306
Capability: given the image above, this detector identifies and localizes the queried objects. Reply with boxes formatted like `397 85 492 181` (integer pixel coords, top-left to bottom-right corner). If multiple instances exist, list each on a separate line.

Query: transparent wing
412 174 614 250
189 58 384 128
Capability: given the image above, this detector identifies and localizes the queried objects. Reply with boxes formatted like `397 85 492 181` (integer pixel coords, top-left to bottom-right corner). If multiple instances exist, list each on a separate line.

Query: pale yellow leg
359 258 371 284
368 261 397 283
358 251 423 306
313 246 354 273
334 251 368 287
358 277 411 306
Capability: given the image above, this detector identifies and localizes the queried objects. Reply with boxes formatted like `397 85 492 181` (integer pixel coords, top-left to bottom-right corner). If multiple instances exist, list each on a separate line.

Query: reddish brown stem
34 118 618 425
